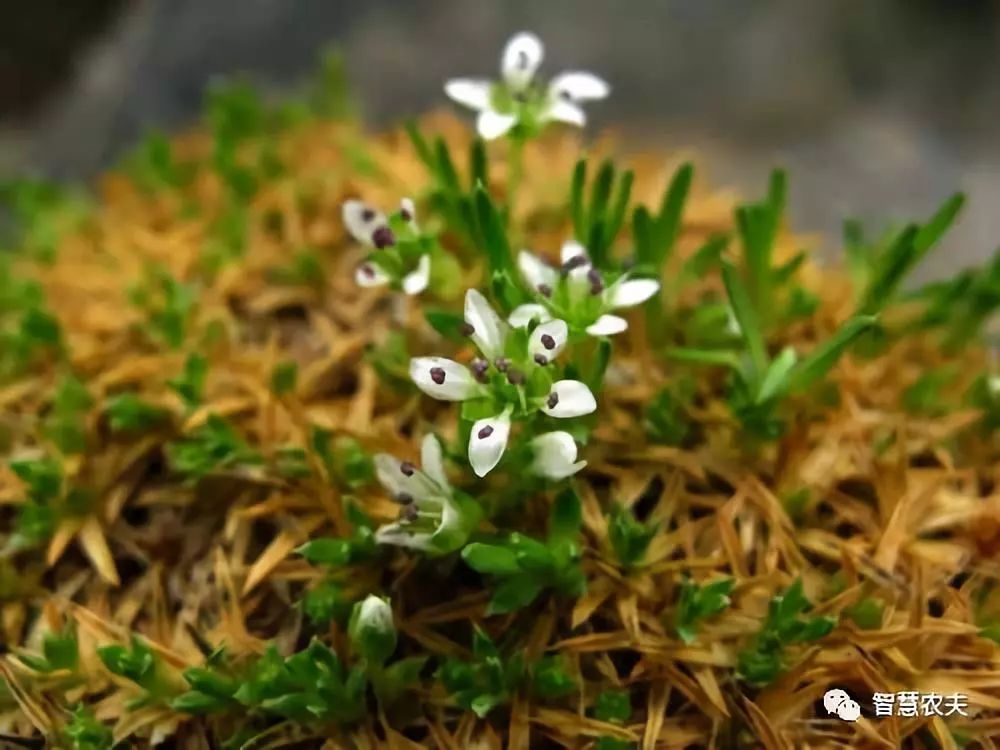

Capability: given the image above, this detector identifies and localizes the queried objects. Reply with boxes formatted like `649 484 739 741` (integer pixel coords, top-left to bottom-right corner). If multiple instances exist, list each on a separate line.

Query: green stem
506 136 525 222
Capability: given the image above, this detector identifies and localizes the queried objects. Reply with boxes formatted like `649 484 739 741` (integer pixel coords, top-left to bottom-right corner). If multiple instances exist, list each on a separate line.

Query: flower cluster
512 241 660 336
343 197 431 295
410 290 594 477
445 32 609 140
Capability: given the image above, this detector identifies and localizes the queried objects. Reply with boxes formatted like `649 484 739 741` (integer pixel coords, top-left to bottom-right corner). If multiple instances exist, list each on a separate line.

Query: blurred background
2 0 999 278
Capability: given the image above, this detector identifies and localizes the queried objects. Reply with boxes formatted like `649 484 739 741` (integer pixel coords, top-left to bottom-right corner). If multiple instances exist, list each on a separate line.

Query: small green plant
98 637 173 708
129 266 198 350
165 415 262 481
62 704 114 750
43 374 93 454
104 393 171 434
591 689 634 750
462 488 585 614
437 627 527 718
607 503 658 570
673 577 734 644
9 454 64 548
269 361 299 396
569 157 633 268
17 627 79 674
737 579 836 686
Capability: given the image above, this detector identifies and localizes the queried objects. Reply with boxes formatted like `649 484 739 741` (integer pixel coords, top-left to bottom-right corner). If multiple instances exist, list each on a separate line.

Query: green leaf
653 162 693 264
570 159 587 239
531 654 575 699
666 347 741 371
474 187 513 277
549 487 582 543
167 354 208 409
756 346 798 404
593 689 632 723
270 361 298 396
787 315 877 393
104 393 170 434
487 575 543 615
424 308 468 341
721 259 767 379
463 543 521 576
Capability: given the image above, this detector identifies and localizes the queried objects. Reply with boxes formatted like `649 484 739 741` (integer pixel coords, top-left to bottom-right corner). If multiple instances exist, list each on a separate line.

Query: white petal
541 380 597 418
468 410 512 478
342 200 385 246
355 262 391 288
464 289 508 359
549 71 610 101
420 434 450 491
530 431 586 480
375 523 433 551
605 278 660 309
374 453 440 500
476 109 518 140
444 78 494 111
517 250 558 291
560 241 590 265
501 31 543 90
544 99 586 127
508 303 552 328
566 264 593 304
529 318 569 361
409 357 482 401
402 254 431 295
585 314 628 337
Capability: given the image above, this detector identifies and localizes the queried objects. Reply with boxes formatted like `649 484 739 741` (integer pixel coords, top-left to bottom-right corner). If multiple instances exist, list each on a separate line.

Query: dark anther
478 425 494 439
540 333 556 350
561 255 587 274
400 207 412 222
507 369 526 385
494 357 510 372
429 367 446 385
546 391 560 409
517 50 529 69
360 264 375 278
397 492 414 505
400 462 415 477
534 353 548 366
460 322 476 336
537 283 552 297
399 503 419 522
361 208 376 222
471 358 490 382
372 226 396 249
559 89 573 101
587 267 605 294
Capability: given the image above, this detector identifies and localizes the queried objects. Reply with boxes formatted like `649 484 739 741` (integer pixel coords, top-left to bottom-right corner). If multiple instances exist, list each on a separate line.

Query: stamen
517 50 529 69
397 492 414 505
400 462 415 477
400 207 412 222
460 322 476 336
537 283 552 297
507 369 525 385
399 504 419 522
587 267 605 295
494 357 510 373
372 226 396 249
534 353 548 366
561 255 587 274
478 425 494 439
546 391 559 409
471 358 490 383
429 367 446 385
540 334 556 350
360 264 375 278
361 208 376 222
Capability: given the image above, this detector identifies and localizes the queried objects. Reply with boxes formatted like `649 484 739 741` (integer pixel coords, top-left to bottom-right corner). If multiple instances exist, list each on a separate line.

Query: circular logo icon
824 688 861 722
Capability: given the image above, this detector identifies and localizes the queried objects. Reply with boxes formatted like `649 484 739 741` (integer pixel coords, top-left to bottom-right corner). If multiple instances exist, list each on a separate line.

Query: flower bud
348 595 397 665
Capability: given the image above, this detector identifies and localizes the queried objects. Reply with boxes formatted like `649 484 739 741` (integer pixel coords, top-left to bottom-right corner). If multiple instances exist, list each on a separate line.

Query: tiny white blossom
444 32 609 140
529 431 586 479
343 197 431 296
373 435 475 554
510 242 660 338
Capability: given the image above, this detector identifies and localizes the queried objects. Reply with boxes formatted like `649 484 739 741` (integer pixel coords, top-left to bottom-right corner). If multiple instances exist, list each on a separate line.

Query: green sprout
437 627 527 718
165 415 262 482
673 578 734 644
103 393 171 435
62 704 114 750
607 503 658 570
166 353 208 410
737 579 836 686
129 266 198 350
570 157 633 269
591 689 634 750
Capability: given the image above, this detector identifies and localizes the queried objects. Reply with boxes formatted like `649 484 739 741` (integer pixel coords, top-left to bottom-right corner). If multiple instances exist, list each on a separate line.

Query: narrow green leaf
653 162 693 262
788 315 877 392
721 260 767 378
570 159 587 239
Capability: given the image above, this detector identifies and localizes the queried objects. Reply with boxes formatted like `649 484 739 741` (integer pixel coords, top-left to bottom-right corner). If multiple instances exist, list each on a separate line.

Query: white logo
824 689 861 722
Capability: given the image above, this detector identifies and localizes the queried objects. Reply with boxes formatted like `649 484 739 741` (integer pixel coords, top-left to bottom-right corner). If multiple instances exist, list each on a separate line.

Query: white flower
373 434 476 554
409 289 597 477
348 594 397 664
529 431 586 479
509 241 659 337
444 32 609 140
343 197 431 296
